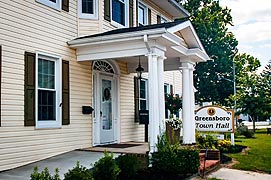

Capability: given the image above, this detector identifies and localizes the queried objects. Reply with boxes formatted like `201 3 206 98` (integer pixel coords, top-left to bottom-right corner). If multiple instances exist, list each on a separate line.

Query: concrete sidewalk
207 167 271 180
0 151 110 180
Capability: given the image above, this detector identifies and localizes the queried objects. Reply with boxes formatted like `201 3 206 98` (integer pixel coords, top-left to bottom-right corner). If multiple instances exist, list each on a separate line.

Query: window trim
138 1 148 26
35 52 62 129
111 0 129 28
161 16 168 23
78 0 98 19
139 79 148 110
36 0 61 11
164 83 170 119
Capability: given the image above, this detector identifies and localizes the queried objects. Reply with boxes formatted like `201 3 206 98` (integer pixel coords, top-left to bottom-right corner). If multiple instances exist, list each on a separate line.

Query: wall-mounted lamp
136 56 144 79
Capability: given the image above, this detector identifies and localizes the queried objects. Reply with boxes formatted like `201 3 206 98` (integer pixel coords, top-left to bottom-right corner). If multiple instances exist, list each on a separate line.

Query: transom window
36 0 61 10
139 79 148 110
36 52 61 128
78 0 98 19
112 0 128 27
93 61 114 74
138 2 147 26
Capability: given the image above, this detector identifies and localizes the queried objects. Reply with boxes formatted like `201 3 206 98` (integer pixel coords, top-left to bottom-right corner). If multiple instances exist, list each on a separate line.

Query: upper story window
161 16 168 23
111 0 128 27
37 0 61 10
138 2 147 26
78 0 98 19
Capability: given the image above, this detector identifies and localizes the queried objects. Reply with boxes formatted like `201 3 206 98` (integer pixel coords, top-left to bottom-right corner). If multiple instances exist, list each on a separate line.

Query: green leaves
182 0 238 105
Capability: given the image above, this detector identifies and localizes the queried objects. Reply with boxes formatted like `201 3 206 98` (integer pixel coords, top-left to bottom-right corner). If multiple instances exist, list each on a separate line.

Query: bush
63 161 93 180
92 151 120 180
235 124 255 138
115 154 141 179
151 134 200 176
196 133 218 149
30 166 61 180
217 139 231 152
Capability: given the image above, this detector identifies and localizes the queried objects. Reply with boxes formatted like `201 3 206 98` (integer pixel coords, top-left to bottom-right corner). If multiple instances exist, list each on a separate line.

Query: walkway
207 167 271 180
0 151 108 180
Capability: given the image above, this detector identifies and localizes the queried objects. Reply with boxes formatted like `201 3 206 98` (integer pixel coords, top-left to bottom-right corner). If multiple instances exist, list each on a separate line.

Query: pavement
0 151 109 180
206 167 271 180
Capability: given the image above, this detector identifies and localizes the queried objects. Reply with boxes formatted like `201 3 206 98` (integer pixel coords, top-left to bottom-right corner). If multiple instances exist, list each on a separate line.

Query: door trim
92 60 120 146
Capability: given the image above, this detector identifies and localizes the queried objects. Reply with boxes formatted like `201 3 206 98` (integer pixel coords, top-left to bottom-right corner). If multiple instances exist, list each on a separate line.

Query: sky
220 0 271 72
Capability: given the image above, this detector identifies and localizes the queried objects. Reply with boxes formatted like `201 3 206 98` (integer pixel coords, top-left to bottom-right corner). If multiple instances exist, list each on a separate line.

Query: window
164 83 170 118
112 0 128 27
138 2 147 26
37 0 61 10
139 79 148 110
78 0 98 19
161 16 167 23
36 52 61 128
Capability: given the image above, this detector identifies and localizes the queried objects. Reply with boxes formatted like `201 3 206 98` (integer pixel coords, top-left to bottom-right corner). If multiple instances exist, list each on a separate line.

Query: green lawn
228 129 271 173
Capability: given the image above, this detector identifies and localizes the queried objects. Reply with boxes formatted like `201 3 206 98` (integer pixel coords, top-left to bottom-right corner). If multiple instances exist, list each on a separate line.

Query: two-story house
0 0 209 171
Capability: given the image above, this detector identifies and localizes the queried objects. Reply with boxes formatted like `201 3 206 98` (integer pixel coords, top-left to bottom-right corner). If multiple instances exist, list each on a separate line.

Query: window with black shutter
24 52 70 127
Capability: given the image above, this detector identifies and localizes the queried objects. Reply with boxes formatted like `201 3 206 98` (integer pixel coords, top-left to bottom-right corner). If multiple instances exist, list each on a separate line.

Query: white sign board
195 106 234 132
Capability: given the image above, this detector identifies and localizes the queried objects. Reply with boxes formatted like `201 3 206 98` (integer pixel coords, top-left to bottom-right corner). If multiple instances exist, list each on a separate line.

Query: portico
68 20 209 152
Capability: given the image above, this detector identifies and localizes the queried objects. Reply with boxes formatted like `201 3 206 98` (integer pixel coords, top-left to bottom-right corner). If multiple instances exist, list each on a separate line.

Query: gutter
68 28 167 47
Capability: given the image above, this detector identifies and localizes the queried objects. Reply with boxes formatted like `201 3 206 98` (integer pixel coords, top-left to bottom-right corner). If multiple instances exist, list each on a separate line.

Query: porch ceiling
67 20 210 72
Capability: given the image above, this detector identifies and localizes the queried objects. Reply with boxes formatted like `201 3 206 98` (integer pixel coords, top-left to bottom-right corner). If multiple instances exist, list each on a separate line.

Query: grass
228 129 271 173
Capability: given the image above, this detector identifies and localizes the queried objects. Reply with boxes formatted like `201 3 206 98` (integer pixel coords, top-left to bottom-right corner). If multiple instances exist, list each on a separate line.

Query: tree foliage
181 0 238 105
233 54 271 130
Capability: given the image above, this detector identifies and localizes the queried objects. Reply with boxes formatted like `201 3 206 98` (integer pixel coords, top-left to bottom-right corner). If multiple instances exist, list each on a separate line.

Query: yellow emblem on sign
207 108 216 116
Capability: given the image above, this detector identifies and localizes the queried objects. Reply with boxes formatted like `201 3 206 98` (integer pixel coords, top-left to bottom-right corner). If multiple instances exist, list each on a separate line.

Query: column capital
179 62 195 70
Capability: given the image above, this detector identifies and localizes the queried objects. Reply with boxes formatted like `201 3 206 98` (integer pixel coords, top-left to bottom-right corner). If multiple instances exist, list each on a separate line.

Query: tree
181 0 238 105
233 54 271 131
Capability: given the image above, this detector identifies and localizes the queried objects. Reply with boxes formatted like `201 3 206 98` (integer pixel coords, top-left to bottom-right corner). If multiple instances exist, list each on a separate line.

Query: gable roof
73 19 188 40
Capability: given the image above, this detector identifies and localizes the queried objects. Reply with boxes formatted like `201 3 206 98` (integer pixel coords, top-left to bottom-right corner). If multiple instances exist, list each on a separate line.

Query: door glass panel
101 79 112 130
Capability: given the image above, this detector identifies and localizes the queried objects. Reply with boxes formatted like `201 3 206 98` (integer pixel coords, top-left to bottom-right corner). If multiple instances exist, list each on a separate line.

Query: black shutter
157 15 161 24
170 84 173 95
24 52 36 126
134 76 139 122
104 0 111 21
0 45 2 126
148 8 151 25
62 0 69 12
62 60 70 125
129 0 134 27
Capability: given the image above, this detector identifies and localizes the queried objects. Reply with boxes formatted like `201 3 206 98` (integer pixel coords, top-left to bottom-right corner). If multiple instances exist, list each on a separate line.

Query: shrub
63 161 93 180
235 124 255 138
151 134 200 175
217 139 231 152
30 166 61 180
115 154 141 179
196 133 218 149
92 151 120 180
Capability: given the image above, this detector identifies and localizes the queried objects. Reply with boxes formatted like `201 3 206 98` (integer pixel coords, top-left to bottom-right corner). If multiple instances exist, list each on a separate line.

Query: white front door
99 75 115 144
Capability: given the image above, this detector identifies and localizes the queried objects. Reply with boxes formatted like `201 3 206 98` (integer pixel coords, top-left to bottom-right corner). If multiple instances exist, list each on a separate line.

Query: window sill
110 20 127 28
79 13 98 20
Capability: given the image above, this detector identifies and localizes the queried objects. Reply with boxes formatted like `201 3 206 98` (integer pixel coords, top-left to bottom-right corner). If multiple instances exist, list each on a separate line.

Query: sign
195 106 234 132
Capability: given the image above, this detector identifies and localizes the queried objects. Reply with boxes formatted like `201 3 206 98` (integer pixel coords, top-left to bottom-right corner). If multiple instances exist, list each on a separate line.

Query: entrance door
100 75 114 143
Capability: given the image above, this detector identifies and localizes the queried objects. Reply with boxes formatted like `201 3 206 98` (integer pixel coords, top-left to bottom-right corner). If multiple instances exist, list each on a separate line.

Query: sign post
195 106 235 145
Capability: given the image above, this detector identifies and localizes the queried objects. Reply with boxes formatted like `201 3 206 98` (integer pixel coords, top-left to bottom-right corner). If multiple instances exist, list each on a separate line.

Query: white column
189 67 196 143
157 56 166 134
181 63 191 144
148 53 159 153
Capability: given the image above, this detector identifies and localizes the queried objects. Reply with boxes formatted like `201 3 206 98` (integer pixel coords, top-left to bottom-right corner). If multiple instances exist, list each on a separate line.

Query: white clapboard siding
0 0 93 171
118 61 145 142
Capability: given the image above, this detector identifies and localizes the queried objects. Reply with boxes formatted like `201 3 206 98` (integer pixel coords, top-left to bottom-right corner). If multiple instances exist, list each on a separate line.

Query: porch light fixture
136 56 144 79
